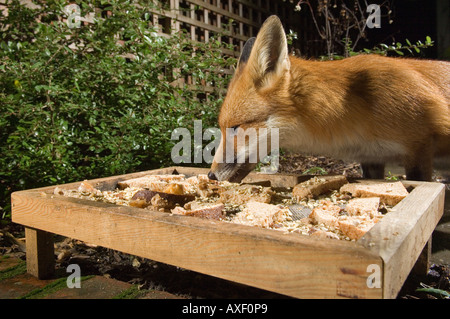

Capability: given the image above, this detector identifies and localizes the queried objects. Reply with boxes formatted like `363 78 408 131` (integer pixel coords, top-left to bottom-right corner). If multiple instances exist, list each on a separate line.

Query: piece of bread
337 217 376 240
293 176 348 201
308 201 341 229
77 180 102 196
340 181 408 206
345 197 380 218
185 174 210 185
218 184 273 206
186 174 223 198
163 183 185 195
129 189 195 209
117 174 185 190
171 203 224 220
232 201 289 228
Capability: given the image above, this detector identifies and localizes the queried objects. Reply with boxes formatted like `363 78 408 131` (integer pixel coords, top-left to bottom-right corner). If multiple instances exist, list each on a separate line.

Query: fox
208 15 450 183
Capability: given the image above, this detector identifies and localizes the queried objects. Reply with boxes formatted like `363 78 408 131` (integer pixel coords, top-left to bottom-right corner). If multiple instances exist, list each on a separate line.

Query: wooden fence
5 0 324 56
148 0 323 57
149 0 291 55
145 0 324 95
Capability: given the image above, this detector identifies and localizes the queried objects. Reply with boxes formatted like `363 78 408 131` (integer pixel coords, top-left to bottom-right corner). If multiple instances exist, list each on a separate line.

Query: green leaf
416 287 450 298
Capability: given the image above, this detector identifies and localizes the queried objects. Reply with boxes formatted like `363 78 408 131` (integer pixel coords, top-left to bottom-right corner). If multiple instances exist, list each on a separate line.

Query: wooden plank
187 0 260 27
170 0 181 32
25 227 55 279
238 0 270 15
238 2 244 51
204 7 209 42
12 188 382 298
358 182 445 298
190 3 196 40
149 7 249 42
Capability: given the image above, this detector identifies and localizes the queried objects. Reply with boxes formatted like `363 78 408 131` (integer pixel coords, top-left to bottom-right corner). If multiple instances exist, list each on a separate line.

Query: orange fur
209 16 450 182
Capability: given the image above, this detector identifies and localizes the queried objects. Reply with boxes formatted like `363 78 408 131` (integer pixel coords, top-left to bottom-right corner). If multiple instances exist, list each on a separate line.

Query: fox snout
208 131 258 182
208 124 279 182
208 161 256 183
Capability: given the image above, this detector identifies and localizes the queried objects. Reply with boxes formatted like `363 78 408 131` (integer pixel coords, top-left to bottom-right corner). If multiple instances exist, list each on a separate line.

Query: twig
0 230 26 252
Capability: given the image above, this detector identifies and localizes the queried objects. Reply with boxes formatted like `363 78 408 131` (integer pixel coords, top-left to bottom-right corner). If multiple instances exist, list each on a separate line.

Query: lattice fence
150 1 297 54
145 0 323 94
148 0 324 55
8 0 323 56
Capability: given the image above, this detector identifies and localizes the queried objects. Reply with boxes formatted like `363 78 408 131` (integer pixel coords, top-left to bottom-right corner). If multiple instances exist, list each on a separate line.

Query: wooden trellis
149 0 298 55
146 0 307 96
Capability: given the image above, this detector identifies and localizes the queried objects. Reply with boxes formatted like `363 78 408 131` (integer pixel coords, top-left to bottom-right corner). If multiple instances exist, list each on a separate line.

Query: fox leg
404 161 433 181
361 163 385 179
404 165 432 181
403 142 433 181
404 154 433 181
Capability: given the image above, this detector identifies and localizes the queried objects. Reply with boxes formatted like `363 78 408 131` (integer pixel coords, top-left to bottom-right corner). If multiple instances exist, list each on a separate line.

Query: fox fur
209 15 450 182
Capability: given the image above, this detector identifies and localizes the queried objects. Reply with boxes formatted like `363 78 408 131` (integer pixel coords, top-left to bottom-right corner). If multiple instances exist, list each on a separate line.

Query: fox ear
247 15 290 86
237 37 256 67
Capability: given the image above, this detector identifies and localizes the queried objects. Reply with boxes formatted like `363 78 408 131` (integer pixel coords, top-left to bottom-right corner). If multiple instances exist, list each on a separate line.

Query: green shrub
0 0 236 219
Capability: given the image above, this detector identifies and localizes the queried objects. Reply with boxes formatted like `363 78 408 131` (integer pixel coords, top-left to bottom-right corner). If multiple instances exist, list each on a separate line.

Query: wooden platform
11 167 445 299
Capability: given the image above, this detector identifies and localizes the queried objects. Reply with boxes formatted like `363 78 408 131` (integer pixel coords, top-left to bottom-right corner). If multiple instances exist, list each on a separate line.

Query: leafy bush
0 0 236 219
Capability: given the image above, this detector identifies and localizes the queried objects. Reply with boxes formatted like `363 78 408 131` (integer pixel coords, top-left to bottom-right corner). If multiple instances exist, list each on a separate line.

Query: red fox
208 15 450 182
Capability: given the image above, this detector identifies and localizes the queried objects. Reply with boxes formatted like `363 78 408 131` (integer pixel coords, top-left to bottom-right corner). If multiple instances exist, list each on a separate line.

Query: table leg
25 227 55 279
411 237 432 276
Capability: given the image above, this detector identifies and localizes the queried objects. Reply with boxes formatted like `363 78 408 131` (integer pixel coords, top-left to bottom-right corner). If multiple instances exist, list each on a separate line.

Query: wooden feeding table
11 167 445 299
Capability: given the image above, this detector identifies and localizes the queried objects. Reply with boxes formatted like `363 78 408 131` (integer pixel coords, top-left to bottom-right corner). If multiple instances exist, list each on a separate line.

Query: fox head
208 16 291 182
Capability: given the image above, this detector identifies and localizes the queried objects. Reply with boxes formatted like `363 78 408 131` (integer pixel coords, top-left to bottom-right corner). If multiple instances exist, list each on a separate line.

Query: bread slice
77 180 102 196
186 174 223 198
218 184 273 206
171 203 224 220
337 217 377 240
345 197 380 218
129 189 195 209
293 176 348 201
232 201 289 228
117 174 186 190
340 181 408 206
308 201 341 229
